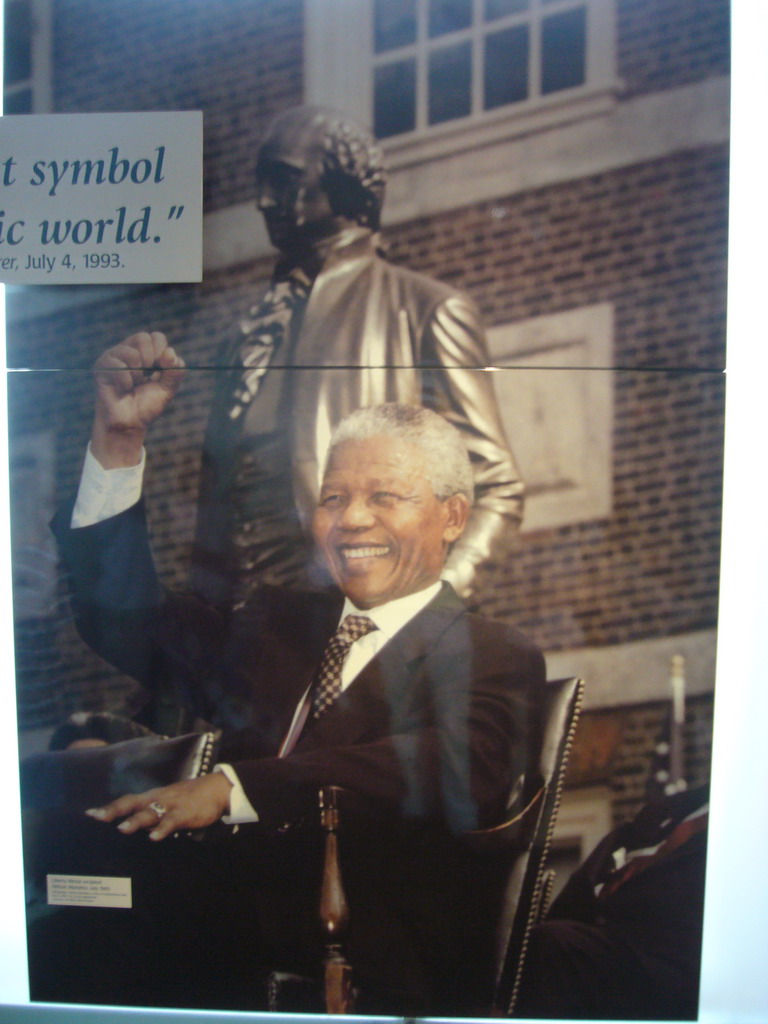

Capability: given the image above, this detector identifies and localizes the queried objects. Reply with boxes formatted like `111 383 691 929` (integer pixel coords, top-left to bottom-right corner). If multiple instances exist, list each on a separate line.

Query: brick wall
565 692 714 826
484 367 723 651
617 0 730 99
53 0 304 212
384 148 728 651
387 147 728 370
47 0 730 216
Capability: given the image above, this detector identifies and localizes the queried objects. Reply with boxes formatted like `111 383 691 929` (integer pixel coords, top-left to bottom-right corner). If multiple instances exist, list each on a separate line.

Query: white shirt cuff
214 763 260 824
71 443 146 528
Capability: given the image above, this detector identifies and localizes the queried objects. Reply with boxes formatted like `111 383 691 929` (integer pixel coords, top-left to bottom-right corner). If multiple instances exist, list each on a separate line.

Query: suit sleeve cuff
214 763 260 824
71 443 146 528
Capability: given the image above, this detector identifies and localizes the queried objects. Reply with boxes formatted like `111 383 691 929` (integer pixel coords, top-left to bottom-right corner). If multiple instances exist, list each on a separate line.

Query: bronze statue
192 105 523 605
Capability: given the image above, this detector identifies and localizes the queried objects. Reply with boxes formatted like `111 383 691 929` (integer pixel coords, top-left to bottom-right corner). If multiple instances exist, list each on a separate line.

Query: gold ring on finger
148 801 167 821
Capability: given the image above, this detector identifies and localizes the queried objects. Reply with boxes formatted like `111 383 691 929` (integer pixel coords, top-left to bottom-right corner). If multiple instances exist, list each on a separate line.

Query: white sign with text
47 874 132 909
0 111 202 284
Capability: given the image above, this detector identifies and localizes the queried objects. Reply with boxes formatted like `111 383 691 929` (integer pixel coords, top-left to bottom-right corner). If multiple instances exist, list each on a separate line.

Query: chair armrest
20 731 221 812
463 786 545 854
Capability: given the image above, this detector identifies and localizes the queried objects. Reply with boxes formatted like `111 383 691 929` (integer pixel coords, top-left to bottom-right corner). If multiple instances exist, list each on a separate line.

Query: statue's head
255 105 387 252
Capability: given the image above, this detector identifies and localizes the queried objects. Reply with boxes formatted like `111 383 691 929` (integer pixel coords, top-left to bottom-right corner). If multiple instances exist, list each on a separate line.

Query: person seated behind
514 785 709 1020
35 332 544 1015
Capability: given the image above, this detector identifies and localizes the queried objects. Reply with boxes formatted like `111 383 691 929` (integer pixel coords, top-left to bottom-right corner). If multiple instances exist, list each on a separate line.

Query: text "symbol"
167 206 185 220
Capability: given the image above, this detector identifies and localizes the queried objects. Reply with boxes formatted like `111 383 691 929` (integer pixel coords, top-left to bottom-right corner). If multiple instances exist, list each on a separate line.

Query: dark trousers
26 815 323 1010
514 917 701 1020
26 812 502 1015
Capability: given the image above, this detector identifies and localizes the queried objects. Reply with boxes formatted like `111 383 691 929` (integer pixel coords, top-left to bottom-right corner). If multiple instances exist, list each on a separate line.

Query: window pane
374 0 416 53
428 42 471 124
484 0 529 20
374 59 417 138
4 0 32 87
4 89 33 114
428 0 472 38
484 25 529 109
541 6 586 95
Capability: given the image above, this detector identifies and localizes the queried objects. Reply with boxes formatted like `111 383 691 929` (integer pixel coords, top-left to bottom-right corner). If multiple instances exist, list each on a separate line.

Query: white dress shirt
71 446 443 823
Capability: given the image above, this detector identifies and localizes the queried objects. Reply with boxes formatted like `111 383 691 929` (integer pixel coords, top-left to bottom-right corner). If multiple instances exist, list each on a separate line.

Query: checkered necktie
312 615 378 718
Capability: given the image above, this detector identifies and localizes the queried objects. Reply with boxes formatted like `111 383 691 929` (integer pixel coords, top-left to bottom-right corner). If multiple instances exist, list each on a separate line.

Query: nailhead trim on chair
506 679 584 1016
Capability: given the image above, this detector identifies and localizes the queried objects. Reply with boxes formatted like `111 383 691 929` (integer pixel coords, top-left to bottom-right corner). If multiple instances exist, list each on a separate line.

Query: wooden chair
23 681 583 1013
272 676 584 1015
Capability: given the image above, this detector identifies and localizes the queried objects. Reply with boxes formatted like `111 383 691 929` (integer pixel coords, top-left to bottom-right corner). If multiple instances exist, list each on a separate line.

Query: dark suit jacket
52 497 544 836
550 785 709 930
515 786 709 1020
50 497 545 1012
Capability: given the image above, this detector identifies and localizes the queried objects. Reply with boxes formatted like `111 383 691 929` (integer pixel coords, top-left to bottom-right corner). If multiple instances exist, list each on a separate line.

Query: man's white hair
328 404 474 502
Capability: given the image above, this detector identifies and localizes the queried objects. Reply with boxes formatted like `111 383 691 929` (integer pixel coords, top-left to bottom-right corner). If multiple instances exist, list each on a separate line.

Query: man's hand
92 331 185 468
85 773 233 841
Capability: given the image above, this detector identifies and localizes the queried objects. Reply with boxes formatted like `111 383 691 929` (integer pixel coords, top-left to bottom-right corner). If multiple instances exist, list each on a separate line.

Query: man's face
255 133 336 252
312 436 469 609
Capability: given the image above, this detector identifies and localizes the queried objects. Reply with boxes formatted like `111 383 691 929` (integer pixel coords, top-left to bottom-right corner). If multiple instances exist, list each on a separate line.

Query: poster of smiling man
6 0 728 1018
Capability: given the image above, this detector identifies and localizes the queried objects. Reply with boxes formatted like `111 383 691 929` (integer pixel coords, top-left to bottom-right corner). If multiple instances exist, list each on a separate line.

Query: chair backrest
309 676 584 1016
490 676 584 1015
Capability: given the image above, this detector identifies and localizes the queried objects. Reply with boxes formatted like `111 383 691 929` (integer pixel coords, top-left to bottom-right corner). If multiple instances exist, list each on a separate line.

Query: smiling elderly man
43 332 544 1014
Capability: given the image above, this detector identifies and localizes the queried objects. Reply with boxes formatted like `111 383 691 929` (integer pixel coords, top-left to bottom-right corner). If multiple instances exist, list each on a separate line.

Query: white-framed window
305 0 617 168
372 0 591 138
3 0 52 114
487 303 614 532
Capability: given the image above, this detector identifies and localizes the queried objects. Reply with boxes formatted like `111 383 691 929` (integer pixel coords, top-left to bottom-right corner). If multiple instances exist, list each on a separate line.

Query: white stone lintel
545 628 718 710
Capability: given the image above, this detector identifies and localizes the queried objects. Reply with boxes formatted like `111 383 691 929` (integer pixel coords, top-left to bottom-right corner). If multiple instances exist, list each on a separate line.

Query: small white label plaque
47 874 132 909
